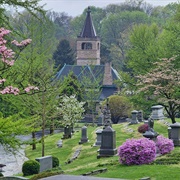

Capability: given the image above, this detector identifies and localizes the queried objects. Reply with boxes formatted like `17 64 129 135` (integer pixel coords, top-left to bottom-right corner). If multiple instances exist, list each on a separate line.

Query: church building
55 7 120 101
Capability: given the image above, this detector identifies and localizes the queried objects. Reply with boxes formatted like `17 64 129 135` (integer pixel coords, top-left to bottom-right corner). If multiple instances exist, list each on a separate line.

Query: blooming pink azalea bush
138 124 149 133
156 135 174 155
118 138 156 165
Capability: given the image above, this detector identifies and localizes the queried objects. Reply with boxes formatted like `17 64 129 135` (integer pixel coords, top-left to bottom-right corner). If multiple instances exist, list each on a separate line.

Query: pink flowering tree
137 57 180 124
0 27 38 95
0 27 40 152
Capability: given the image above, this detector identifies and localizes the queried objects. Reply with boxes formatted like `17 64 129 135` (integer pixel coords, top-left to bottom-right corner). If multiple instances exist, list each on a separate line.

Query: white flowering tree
59 95 85 127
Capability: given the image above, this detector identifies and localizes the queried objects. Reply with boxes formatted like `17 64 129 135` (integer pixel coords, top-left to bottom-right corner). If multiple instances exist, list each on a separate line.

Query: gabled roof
78 7 97 38
55 64 119 87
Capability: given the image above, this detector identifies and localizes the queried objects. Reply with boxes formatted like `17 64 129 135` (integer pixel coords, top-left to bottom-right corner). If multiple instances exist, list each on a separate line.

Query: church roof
78 7 97 38
55 64 119 100
55 64 119 87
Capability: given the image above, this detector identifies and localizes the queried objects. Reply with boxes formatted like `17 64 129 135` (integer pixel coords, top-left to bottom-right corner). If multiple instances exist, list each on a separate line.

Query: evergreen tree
53 39 74 71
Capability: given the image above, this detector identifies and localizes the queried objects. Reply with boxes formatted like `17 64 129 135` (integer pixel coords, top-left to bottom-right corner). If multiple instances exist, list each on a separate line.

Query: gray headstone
97 126 117 158
169 123 180 146
57 140 63 148
130 110 139 124
62 125 72 139
94 128 103 146
79 126 88 144
151 105 165 120
35 155 52 173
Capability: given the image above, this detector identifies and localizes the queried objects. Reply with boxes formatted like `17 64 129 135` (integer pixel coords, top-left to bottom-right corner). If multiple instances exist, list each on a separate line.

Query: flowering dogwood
59 95 85 126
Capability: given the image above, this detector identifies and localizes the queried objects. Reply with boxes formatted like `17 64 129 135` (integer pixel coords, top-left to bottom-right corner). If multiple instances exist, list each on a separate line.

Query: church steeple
76 7 100 66
79 7 97 38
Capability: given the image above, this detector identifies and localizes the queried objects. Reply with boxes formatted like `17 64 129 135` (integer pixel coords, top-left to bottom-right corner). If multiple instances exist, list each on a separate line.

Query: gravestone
137 110 143 122
130 110 139 124
151 105 165 120
57 140 63 148
62 125 72 139
79 126 88 144
97 126 117 158
169 123 180 146
94 128 103 146
35 155 52 173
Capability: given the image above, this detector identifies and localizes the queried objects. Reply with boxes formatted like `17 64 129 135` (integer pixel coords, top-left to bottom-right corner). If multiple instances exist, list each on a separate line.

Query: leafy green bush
22 160 40 176
0 172 3 177
102 95 133 123
52 156 59 168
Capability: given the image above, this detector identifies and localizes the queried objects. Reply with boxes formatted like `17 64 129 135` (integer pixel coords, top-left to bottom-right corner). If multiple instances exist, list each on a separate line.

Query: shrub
118 138 156 165
138 124 149 133
102 95 133 124
156 135 174 155
52 156 59 168
0 172 3 177
22 160 40 176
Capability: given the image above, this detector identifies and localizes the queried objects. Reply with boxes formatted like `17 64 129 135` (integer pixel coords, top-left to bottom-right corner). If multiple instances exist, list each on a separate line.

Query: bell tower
76 7 100 66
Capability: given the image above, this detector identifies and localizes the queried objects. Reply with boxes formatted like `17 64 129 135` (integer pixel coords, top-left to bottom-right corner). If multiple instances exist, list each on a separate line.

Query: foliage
52 156 60 168
0 172 3 177
138 124 149 133
0 113 33 153
53 39 74 71
22 160 40 176
118 138 156 165
0 0 44 28
137 57 180 124
105 95 133 124
58 95 85 126
156 135 174 155
59 72 83 101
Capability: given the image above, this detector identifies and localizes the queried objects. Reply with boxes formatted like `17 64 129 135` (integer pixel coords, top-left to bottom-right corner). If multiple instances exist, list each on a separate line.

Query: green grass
25 120 180 180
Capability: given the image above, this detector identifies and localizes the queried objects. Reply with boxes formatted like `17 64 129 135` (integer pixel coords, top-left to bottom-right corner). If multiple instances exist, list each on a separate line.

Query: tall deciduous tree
137 57 180 124
53 39 74 71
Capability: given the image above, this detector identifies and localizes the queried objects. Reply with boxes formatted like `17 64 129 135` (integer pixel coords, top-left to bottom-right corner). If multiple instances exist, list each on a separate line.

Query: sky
39 0 179 17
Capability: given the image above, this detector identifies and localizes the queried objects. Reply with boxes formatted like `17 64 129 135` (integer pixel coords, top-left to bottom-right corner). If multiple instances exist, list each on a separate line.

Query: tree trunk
42 92 46 157
32 132 36 150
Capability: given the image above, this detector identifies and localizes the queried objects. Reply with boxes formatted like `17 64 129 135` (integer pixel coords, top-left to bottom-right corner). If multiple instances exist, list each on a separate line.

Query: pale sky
39 0 179 17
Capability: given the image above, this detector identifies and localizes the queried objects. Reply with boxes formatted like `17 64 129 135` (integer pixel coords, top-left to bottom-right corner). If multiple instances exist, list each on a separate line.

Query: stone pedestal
94 128 103 146
143 130 158 142
130 110 139 124
35 155 52 173
169 123 180 146
97 126 117 158
151 105 165 120
79 126 88 144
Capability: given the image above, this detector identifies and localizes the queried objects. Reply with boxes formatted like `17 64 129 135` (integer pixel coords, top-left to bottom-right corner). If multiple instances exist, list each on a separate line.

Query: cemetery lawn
25 119 180 180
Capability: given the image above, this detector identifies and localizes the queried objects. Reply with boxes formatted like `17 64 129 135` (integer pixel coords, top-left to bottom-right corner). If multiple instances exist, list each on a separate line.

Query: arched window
82 42 92 50
97 43 100 50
